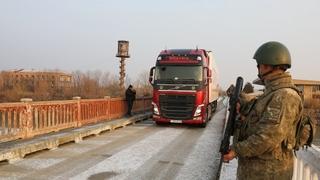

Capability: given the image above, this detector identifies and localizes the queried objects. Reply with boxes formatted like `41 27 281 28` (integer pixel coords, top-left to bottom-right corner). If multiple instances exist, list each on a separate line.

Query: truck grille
159 95 195 120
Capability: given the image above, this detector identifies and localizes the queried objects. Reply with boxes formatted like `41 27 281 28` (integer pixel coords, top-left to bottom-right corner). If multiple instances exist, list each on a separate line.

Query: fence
293 145 320 180
0 96 151 143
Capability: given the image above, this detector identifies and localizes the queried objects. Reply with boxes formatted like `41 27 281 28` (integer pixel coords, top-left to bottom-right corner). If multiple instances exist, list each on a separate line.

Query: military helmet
253 41 291 68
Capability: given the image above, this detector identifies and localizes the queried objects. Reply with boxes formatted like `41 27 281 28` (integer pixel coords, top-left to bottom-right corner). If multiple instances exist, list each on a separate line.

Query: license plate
170 120 182 123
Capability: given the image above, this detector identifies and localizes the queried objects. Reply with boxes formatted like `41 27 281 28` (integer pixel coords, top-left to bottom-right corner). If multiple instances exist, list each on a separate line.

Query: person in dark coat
125 85 136 116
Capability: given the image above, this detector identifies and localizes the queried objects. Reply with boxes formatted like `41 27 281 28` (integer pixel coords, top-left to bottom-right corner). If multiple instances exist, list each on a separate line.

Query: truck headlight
194 104 204 117
152 102 160 115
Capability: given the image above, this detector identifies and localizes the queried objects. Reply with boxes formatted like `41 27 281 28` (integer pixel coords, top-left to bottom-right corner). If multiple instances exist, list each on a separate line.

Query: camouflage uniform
232 72 303 180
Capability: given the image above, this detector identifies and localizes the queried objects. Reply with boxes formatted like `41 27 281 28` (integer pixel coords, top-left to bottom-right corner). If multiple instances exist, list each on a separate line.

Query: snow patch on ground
176 107 227 180
70 128 184 180
220 159 237 180
17 158 66 169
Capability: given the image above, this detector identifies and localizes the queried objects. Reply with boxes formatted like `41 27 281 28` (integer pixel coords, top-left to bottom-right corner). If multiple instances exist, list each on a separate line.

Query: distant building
252 78 320 108
293 79 320 108
0 69 72 90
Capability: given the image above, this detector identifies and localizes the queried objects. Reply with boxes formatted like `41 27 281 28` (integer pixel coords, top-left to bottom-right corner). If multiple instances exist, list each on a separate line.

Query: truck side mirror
207 69 212 77
204 67 212 85
149 67 155 85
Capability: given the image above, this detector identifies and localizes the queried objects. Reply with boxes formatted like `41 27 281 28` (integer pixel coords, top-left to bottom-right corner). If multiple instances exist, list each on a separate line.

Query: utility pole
116 40 130 92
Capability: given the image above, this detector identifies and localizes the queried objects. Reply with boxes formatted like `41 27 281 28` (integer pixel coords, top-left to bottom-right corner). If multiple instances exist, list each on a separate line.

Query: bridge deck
0 102 228 179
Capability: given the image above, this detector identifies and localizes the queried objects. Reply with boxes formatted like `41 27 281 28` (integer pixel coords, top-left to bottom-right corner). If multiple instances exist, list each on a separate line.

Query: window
312 85 320 92
312 94 320 99
155 65 203 82
296 85 304 92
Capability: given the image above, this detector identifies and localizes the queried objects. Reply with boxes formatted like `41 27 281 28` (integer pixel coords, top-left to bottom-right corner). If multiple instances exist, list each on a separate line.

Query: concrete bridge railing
293 145 320 180
0 96 151 143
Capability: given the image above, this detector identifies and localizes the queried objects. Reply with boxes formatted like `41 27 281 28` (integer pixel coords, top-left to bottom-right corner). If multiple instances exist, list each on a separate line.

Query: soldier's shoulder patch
262 93 283 123
262 106 281 123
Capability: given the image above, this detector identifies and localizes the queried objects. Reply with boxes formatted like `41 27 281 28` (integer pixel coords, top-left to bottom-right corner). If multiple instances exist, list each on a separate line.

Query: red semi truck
149 49 219 127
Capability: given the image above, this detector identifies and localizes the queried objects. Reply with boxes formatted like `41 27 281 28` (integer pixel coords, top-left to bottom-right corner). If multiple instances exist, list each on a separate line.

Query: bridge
0 97 319 179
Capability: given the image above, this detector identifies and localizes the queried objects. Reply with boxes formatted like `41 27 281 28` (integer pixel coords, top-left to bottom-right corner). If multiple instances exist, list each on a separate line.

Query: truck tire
200 121 207 128
156 121 166 126
207 105 214 121
212 100 218 113
200 109 209 128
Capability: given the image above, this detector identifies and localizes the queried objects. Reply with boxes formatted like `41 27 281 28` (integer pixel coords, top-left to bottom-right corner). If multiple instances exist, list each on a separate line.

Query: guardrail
0 96 151 143
293 145 320 180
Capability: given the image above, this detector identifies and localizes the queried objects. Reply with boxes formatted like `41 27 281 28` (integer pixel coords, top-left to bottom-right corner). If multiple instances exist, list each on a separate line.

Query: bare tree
105 75 122 97
72 70 83 97
34 80 51 101
0 69 153 102
133 70 152 97
0 72 4 91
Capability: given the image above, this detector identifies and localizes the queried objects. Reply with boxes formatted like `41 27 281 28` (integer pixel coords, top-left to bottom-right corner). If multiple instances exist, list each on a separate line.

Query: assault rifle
217 76 243 179
220 76 244 155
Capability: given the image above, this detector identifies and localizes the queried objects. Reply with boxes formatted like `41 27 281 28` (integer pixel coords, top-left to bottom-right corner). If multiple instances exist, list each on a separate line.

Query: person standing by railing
125 85 136 117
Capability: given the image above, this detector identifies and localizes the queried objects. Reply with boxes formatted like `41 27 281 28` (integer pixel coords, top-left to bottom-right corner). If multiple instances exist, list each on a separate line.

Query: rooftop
293 79 320 85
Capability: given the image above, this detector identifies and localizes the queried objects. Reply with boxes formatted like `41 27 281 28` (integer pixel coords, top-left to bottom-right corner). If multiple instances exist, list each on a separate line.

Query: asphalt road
0 103 227 180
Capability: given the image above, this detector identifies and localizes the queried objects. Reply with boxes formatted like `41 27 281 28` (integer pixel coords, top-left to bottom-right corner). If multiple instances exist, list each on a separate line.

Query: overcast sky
0 0 319 89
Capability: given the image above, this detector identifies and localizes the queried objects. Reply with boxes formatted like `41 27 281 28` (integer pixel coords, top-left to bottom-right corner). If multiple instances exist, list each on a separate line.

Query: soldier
223 41 303 179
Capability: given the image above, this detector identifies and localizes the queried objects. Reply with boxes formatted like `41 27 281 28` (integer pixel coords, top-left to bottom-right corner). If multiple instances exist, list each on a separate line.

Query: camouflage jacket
232 72 303 180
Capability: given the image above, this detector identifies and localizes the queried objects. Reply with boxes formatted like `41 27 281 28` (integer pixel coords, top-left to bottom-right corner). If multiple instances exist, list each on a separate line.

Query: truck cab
149 49 219 127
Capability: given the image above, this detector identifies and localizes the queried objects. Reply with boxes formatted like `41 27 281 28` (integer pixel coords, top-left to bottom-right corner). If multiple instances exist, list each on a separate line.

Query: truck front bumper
152 115 205 125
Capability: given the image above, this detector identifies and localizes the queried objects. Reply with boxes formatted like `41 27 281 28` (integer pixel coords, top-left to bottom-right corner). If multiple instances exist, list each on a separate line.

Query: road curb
0 112 152 163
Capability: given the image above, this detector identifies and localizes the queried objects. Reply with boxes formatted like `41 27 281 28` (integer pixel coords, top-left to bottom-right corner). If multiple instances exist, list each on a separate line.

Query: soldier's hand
236 102 246 121
236 102 241 113
223 149 236 162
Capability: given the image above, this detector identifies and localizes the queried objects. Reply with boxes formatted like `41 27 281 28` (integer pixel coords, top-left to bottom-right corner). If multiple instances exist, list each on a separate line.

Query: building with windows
0 69 72 90
293 79 320 108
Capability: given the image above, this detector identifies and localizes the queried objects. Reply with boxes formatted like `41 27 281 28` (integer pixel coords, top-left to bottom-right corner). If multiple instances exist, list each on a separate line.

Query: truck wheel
200 109 209 128
212 100 218 113
207 106 212 121
200 121 207 128
156 121 165 126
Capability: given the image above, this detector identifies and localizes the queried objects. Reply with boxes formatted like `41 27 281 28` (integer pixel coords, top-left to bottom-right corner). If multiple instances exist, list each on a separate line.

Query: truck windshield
155 66 202 83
